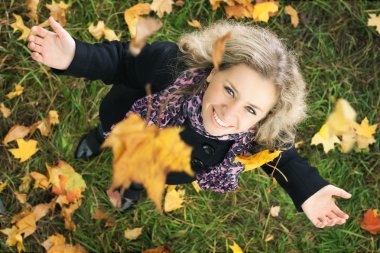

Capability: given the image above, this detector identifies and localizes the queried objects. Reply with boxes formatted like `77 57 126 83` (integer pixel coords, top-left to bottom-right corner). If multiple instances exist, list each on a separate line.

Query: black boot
74 124 105 159
120 183 144 211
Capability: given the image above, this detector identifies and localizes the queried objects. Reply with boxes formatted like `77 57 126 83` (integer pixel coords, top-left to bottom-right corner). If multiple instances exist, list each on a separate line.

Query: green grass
1 0 380 252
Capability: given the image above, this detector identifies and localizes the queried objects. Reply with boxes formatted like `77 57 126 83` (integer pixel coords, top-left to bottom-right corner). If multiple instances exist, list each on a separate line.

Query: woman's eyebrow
226 80 263 112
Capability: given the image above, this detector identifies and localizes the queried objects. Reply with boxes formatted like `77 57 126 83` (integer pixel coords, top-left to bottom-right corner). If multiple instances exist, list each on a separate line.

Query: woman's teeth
213 109 231 128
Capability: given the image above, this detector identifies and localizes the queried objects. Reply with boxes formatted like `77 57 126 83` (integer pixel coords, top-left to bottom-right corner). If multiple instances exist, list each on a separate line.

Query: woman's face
202 64 278 136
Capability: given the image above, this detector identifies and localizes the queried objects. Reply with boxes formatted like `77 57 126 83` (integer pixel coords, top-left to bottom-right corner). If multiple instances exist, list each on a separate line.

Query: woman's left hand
301 184 351 228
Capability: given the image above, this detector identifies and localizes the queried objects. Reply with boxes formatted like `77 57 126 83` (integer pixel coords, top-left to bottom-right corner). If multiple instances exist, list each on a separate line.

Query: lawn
0 0 379 252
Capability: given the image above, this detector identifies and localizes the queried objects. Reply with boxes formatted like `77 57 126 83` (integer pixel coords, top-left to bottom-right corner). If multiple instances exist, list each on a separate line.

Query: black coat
53 39 329 212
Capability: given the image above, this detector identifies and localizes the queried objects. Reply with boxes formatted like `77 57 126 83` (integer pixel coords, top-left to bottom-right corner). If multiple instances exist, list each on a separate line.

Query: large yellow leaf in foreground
101 113 193 212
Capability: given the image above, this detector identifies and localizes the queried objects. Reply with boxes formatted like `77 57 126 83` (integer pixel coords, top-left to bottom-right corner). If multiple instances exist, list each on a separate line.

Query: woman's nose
221 103 239 125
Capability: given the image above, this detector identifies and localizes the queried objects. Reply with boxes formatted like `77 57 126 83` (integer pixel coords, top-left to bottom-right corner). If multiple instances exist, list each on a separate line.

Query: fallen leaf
3 125 30 146
164 186 185 212
104 27 121 41
0 103 11 118
124 3 151 39
209 0 235 10
326 99 356 136
19 175 32 193
143 246 171 253
311 123 341 153
284 5 299 27
224 4 252 19
15 192 27 204
187 19 202 29
42 233 88 253
212 31 232 70
30 172 50 190
106 189 121 208
175 0 185 7
130 17 162 56
340 129 356 153
6 84 24 99
252 1 279 23
353 117 378 139
294 140 303 149
236 149 281 172
0 226 24 253
29 110 60 136
88 20 105 40
45 0 71 27
360 209 380 235
265 233 274 242
10 14 30 41
229 241 244 253
356 135 376 149
61 199 82 231
150 0 174 18
270 205 280 217
0 181 8 192
26 0 40 23
368 14 380 34
124 227 143 240
8 139 39 162
92 208 111 220
192 180 201 193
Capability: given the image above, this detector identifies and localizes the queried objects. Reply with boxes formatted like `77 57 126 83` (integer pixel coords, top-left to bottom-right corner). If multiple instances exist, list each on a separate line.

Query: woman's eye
247 107 256 115
224 86 234 97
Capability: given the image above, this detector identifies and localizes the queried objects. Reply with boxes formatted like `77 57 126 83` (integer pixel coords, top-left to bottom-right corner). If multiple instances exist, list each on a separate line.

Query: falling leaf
124 3 151 39
187 19 202 29
353 117 378 139
10 14 30 41
269 205 280 217
192 180 201 193
26 0 40 23
6 84 24 99
101 113 193 212
15 192 27 204
229 241 244 253
8 139 39 162
45 0 71 27
265 233 274 242
236 149 281 172
252 1 279 22
42 233 88 253
130 17 162 56
3 125 30 146
212 31 232 70
88 21 105 40
360 209 380 235
30 172 50 190
164 186 185 212
284 5 299 27
311 123 341 153
340 130 356 153
151 0 174 18
326 99 356 136
124 227 143 240
0 103 11 118
368 14 380 34
106 189 121 208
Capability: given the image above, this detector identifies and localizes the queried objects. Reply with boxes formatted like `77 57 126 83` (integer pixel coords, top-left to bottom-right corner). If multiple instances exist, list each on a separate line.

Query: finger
27 35 44 46
28 42 43 54
335 218 346 225
31 52 43 63
48 16 67 38
331 186 352 199
31 26 49 38
332 205 349 219
315 217 326 228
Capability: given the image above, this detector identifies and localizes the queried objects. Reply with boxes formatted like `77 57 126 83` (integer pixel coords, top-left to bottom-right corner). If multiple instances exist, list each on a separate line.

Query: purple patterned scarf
104 68 256 193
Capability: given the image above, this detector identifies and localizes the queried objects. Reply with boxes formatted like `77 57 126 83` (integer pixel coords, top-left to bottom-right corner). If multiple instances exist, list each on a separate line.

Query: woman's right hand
27 16 75 70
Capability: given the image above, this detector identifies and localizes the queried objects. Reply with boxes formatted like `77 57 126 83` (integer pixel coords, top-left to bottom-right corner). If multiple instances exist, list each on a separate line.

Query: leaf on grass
106 189 121 208
0 103 11 118
19 175 32 193
92 207 115 227
284 5 299 27
124 227 143 240
124 3 151 39
326 99 356 136
10 14 30 41
224 4 252 19
269 205 280 217
252 1 279 23
150 0 174 18
30 172 50 190
229 241 244 253
3 125 30 146
192 180 201 193
340 129 356 153
88 21 105 40
265 233 274 241
212 31 232 70
142 246 171 253
29 110 60 137
236 149 281 172
101 113 193 212
353 117 378 139
104 27 121 41
61 199 82 231
6 84 24 99
368 14 380 34
209 0 235 10
360 209 380 235
0 181 8 192
26 0 40 23
130 17 162 56
8 139 39 162
45 0 71 27
42 233 88 253
175 0 185 7
15 192 27 204
187 19 202 29
164 186 185 212
311 123 341 153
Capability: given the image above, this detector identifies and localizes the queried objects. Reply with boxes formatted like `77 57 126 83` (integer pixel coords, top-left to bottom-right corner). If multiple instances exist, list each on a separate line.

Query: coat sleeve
51 39 183 92
260 147 330 212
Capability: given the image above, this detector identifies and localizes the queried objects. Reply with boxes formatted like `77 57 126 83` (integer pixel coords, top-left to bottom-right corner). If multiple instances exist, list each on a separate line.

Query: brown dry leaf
106 189 121 208
0 102 11 118
61 199 82 231
92 208 111 220
164 186 185 212
212 31 232 70
187 19 202 29
101 113 193 212
175 0 185 7
3 125 30 146
229 241 244 253
151 0 174 18
42 233 88 253
269 205 280 217
6 84 24 99
130 17 162 56
209 0 235 10
15 192 27 204
26 0 40 23
124 227 143 240
8 139 39 162
252 1 279 22
236 149 281 172
46 0 71 27
311 123 341 153
10 14 30 41
360 209 380 234
88 20 105 40
224 4 252 19
124 3 151 39
30 172 50 190
265 233 274 242
284 5 299 27
368 14 380 34
143 246 171 253
29 110 60 136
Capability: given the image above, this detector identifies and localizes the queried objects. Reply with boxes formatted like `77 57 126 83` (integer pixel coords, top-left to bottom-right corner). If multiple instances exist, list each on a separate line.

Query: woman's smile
212 107 233 129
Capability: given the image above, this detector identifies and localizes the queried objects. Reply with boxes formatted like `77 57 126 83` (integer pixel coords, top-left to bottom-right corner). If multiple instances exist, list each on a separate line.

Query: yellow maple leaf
0 102 11 118
164 186 186 212
311 123 341 153
0 226 24 253
45 0 71 27
8 139 39 162
353 117 378 138
88 21 105 40
150 0 174 18
130 17 162 56
326 98 356 136
6 84 24 99
26 0 40 23
124 3 151 39
252 2 279 23
368 14 380 34
124 227 143 240
284 5 299 27
357 135 376 149
235 149 281 172
10 14 30 41
229 241 244 253
101 113 193 212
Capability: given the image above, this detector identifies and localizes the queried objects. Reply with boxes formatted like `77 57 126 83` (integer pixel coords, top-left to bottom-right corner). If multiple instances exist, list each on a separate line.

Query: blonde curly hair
175 20 307 150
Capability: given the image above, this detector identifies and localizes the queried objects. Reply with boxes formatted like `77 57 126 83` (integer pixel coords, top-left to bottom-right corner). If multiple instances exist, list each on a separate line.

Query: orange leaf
124 227 143 240
150 0 174 18
42 233 88 253
26 0 40 23
252 1 279 23
130 17 162 56
143 246 171 253
124 3 151 39
3 125 30 146
61 200 82 231
212 31 232 70
0 102 11 118
360 209 380 235
30 172 50 190
284 5 299 27
224 4 252 19
6 84 24 99
45 1 71 27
